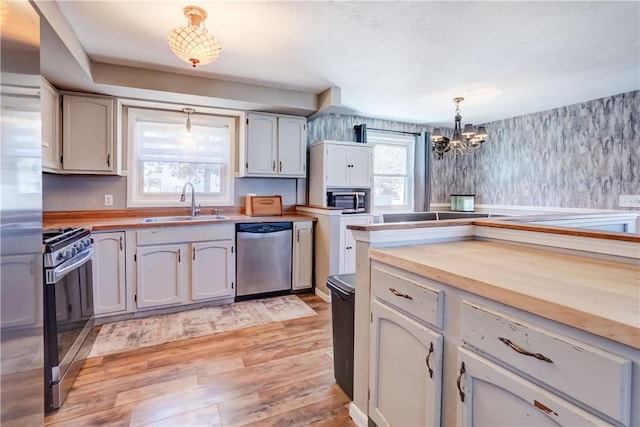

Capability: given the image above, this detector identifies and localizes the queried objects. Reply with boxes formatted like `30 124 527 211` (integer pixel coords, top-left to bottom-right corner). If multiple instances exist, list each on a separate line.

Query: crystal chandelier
430 97 488 158
167 6 221 68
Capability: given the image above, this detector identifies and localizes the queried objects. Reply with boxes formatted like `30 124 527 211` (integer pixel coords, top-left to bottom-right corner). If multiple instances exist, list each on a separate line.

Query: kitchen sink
141 215 229 223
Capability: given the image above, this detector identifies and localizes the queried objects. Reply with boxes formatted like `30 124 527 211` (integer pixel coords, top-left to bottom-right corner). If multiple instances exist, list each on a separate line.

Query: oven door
44 248 96 412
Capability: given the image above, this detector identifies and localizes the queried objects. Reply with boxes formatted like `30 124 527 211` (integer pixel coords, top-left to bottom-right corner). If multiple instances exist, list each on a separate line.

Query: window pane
374 176 407 206
374 144 407 174
140 161 222 194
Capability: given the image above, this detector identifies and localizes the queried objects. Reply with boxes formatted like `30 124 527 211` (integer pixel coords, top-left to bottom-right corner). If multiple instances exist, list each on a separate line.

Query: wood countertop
43 209 316 231
369 240 640 349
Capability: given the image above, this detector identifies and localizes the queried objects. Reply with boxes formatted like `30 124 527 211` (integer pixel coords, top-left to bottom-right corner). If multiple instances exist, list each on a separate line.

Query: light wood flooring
44 294 356 427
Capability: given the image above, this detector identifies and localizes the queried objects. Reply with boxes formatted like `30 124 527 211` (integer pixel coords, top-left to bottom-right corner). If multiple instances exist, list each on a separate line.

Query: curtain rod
355 124 422 136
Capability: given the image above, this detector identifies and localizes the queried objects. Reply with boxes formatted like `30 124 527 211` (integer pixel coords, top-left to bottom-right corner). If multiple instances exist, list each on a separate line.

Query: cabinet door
246 113 277 176
92 232 126 316
456 348 614 426
325 144 351 187
292 221 313 290
190 240 235 301
136 244 184 309
348 145 373 187
0 254 41 329
340 215 372 274
369 299 443 427
41 79 59 172
277 116 307 177
62 95 115 173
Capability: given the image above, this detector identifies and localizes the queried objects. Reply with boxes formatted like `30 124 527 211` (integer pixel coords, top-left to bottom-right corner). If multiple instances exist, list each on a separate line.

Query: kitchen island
346 213 639 427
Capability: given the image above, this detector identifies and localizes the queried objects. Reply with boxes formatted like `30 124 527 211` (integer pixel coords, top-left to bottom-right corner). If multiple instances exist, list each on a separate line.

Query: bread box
245 195 283 216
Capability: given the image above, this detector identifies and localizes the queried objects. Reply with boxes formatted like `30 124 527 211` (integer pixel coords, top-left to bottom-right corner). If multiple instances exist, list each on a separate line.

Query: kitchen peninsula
346 214 640 427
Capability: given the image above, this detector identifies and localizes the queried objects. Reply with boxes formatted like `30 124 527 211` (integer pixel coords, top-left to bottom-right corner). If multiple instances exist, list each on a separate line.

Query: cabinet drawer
137 225 234 245
462 302 632 425
371 265 443 329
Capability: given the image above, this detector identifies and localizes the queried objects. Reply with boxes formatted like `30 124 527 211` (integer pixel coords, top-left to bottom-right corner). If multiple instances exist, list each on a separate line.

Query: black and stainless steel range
43 227 95 413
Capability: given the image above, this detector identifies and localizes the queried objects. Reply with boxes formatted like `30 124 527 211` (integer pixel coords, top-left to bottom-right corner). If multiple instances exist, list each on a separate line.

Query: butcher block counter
43 208 316 231
369 240 640 349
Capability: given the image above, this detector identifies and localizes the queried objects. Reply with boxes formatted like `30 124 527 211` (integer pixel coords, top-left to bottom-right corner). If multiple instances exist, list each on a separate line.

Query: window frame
124 102 240 208
367 130 415 214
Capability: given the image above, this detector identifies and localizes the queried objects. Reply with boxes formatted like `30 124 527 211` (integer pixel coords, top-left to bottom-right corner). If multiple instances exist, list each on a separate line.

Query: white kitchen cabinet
190 240 235 301
41 78 60 173
340 214 372 274
369 299 443 427
61 94 121 174
292 221 313 290
325 143 372 187
308 140 373 209
241 112 307 177
92 232 127 317
135 244 185 309
133 225 236 310
456 348 614 426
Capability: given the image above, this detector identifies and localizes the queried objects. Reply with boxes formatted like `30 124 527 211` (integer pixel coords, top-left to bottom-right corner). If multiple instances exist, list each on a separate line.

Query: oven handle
48 247 94 284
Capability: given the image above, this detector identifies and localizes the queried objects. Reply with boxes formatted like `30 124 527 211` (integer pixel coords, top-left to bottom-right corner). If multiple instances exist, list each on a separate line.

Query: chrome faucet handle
194 204 201 216
213 208 220 216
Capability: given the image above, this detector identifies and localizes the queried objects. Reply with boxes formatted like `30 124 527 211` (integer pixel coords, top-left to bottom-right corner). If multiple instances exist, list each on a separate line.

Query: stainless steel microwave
327 191 366 213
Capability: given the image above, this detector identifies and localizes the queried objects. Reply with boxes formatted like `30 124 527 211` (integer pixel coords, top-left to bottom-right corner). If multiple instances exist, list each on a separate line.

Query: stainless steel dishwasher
236 222 292 299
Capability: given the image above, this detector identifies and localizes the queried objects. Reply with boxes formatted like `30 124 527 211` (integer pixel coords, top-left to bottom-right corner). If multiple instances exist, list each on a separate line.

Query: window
367 131 415 212
127 107 236 207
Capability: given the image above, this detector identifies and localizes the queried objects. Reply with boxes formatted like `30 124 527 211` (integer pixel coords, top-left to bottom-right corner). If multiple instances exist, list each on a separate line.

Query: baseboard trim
349 402 368 427
315 287 331 303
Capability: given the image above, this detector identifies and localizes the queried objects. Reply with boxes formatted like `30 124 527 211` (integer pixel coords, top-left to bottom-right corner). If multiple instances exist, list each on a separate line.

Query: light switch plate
619 195 640 208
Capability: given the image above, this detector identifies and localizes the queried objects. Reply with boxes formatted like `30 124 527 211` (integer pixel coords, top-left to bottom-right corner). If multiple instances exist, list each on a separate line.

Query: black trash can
327 273 356 400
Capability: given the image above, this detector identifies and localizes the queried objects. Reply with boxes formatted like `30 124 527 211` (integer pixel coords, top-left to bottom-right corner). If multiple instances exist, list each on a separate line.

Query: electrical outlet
619 195 640 208
104 194 113 206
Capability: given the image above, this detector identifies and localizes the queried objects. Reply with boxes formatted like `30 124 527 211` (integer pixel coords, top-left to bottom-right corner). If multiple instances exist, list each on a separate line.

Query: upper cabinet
239 112 307 178
41 78 60 173
61 94 122 175
308 140 373 208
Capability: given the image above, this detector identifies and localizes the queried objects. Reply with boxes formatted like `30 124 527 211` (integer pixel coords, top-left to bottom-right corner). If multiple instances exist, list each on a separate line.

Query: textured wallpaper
308 90 639 210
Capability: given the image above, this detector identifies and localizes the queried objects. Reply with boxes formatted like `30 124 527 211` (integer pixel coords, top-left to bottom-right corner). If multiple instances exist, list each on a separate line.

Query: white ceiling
41 1 639 127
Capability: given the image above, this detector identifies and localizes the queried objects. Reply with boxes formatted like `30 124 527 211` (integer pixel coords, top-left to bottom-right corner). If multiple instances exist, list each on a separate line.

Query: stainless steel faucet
180 182 200 217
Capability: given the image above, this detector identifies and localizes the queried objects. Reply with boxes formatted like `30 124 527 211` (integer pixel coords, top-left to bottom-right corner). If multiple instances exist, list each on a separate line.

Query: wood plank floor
45 294 356 427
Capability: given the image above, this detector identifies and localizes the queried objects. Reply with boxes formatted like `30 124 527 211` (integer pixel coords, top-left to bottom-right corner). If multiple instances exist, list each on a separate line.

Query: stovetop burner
43 227 92 268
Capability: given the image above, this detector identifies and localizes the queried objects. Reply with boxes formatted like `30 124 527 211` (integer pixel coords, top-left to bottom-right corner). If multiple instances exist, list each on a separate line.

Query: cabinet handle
178 249 181 262
389 288 413 300
107 153 111 167
498 337 554 363
279 161 282 172
119 236 123 250
193 247 196 261
457 362 466 402
272 160 276 171
425 342 434 379
297 230 300 242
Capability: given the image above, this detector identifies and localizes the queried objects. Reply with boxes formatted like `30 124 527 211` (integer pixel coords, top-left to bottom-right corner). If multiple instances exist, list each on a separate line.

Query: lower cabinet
368 260 635 427
190 240 235 301
292 221 313 290
456 348 614 426
136 244 185 309
340 215 372 274
369 299 443 427
134 225 236 310
92 232 127 316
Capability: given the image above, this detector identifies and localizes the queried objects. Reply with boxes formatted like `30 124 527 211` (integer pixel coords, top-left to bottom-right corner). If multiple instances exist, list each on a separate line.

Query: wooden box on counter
245 195 283 216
